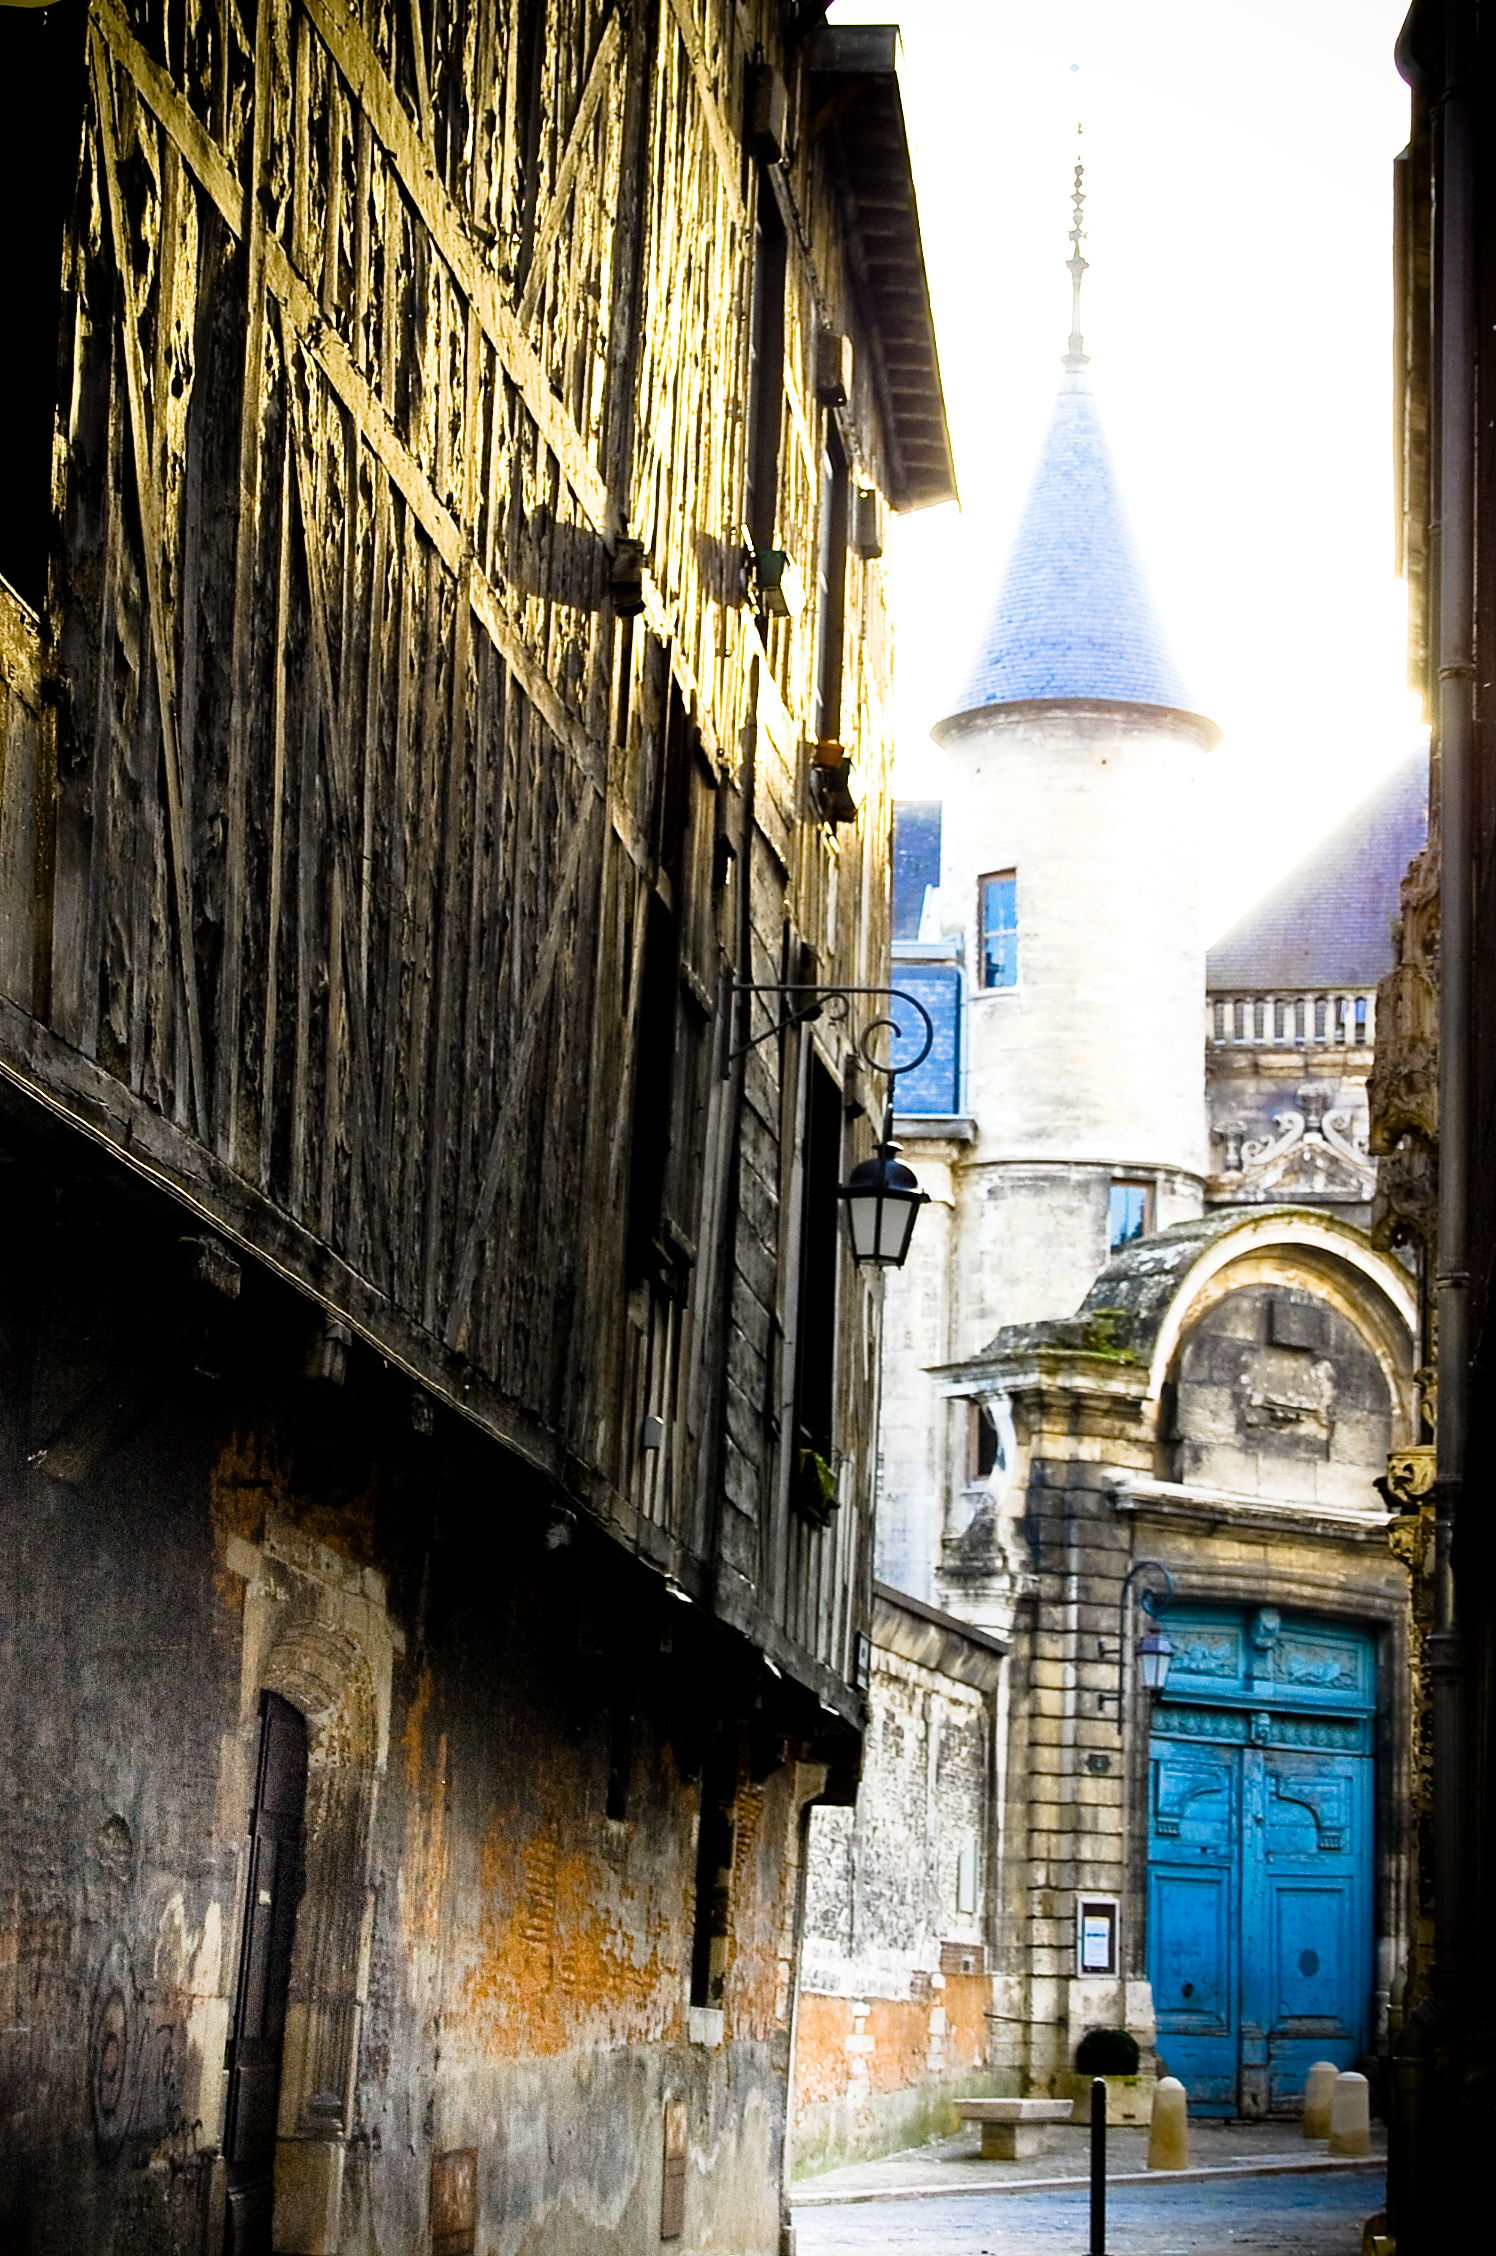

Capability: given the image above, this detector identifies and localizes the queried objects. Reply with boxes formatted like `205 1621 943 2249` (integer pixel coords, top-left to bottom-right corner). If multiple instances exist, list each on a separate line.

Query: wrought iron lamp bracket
727 982 934 1091
1097 1560 1175 1732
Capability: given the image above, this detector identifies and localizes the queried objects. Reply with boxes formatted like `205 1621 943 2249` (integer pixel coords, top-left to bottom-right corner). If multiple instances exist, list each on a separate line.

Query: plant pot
1055 2072 1152 2127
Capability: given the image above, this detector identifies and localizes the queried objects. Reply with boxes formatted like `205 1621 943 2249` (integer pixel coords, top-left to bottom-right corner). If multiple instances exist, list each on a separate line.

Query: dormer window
978 871 1018 989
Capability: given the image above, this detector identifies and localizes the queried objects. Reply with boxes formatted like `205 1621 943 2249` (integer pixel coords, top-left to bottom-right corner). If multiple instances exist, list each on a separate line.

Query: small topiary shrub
1074 2027 1140 2076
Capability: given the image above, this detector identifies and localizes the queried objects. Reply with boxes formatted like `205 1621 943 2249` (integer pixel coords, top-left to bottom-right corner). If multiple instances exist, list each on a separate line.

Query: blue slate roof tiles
1206 750 1428 992
949 377 1197 720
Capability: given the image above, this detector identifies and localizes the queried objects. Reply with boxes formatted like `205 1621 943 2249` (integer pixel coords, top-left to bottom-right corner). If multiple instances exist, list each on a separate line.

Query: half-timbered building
0 6 952 2251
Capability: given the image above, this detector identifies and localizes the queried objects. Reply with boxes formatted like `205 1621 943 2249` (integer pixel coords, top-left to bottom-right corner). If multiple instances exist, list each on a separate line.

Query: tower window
978 871 1018 989
1108 1180 1153 1250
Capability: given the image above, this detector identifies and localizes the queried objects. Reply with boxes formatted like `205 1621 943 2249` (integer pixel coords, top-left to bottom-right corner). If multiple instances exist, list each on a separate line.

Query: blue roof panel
951 378 1194 718
1207 750 1428 990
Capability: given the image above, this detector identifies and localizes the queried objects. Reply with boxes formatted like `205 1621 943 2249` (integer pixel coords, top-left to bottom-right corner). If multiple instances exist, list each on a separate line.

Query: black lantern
1136 1624 1175 1693
728 982 936 1271
839 1143 930 1269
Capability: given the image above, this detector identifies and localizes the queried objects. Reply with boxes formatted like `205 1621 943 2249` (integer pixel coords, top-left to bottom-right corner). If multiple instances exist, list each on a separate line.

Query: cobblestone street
794 2164 1384 2255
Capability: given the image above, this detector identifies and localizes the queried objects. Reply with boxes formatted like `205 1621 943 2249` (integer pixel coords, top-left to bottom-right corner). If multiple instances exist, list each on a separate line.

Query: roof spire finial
1064 126 1090 378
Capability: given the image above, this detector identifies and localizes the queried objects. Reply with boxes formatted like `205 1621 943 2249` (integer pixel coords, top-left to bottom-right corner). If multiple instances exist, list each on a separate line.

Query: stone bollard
1327 2070 1371 2157
1146 2076 1190 2172
1302 2059 1340 2140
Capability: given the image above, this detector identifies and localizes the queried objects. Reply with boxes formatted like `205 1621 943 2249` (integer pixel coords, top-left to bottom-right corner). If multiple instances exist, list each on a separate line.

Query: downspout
1429 0 1474 2040
1386 13 1475 2241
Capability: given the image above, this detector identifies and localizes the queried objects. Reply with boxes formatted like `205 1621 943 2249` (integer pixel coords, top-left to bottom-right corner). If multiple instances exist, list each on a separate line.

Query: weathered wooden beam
91 34 210 1139
299 0 614 532
661 0 748 231
517 9 625 331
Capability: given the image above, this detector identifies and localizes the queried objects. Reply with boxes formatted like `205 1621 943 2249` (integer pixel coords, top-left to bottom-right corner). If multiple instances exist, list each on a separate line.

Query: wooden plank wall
0 0 903 1707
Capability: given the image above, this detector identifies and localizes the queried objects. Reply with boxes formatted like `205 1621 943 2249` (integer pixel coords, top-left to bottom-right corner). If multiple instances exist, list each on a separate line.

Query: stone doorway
1145 1605 1374 2116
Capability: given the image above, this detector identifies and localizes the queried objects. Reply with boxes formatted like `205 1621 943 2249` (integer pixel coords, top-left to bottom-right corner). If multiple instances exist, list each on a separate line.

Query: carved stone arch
262 1617 380 1771
1146 1228 1416 1508
1144 1214 1418 1443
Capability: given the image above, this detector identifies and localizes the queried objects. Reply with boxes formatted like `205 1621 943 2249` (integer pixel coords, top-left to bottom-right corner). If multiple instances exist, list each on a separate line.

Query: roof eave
932 695 1222 750
806 28 957 513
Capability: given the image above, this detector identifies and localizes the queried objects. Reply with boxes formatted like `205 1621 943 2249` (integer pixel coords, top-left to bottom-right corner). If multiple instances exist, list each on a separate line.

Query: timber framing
0 0 951 1718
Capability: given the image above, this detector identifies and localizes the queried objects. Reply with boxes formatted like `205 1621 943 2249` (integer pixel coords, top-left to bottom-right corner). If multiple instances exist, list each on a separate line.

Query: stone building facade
0 9 954 2255
793 251 1420 2166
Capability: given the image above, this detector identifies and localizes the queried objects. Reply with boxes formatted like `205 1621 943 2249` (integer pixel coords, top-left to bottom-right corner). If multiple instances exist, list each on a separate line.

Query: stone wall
792 1591 1004 2173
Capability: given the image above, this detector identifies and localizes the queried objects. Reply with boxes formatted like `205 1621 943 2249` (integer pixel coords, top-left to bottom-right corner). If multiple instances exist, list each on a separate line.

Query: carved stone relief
1370 839 1439 1255
1211 1080 1376 1204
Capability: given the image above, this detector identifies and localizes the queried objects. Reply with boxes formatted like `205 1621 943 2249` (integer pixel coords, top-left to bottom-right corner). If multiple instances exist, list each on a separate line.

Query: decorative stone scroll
1211 1080 1376 1204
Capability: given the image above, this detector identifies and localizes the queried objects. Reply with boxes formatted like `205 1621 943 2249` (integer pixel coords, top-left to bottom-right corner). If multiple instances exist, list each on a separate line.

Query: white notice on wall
1080 1906 1115 1973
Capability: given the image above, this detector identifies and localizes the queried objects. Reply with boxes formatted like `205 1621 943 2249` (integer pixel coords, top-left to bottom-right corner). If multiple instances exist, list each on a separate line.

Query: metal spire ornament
1064 131 1090 375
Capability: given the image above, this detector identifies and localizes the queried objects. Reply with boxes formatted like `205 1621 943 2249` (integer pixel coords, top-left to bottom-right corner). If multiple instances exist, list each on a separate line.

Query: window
0 0 87 610
745 179 787 551
625 664 710 1286
812 432 849 742
1108 1180 1153 1250
978 871 1018 990
792 1055 843 1470
969 1401 1001 1482
689 1737 737 2009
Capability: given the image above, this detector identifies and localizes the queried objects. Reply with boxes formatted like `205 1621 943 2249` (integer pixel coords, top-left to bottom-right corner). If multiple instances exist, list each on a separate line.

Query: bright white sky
828 0 1424 942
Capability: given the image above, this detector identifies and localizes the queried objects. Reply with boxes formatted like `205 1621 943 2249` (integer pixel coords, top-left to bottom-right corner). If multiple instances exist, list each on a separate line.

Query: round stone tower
931 227 1219 1341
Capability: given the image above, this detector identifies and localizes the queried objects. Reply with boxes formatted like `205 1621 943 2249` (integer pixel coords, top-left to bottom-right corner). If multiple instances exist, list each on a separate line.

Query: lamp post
730 981 933 1269
1104 1560 1175 1736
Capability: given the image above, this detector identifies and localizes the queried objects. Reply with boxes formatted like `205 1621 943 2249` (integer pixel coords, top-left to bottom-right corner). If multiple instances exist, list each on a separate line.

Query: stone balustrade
1207 989 1376 1050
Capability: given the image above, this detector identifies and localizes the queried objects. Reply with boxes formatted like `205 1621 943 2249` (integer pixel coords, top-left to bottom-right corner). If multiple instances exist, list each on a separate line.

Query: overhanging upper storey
807 27 957 512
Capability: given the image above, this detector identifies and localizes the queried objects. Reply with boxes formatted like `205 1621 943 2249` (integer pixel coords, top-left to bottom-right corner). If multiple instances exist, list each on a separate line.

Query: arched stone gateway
918 1208 1415 2114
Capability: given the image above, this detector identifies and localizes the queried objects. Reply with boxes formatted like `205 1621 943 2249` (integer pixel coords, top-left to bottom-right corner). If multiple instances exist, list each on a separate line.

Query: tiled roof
1207 750 1428 991
941 373 1200 725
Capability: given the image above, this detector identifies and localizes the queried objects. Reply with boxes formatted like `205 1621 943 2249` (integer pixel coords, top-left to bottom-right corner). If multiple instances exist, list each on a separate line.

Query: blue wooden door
1147 1740 1239 2109
1146 1608 1374 2116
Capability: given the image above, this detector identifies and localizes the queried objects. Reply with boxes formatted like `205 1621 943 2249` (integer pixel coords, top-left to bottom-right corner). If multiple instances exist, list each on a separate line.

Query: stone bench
954 2098 1076 2160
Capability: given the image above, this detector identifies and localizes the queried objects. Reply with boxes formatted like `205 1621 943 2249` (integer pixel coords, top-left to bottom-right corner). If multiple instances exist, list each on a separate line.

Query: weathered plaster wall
0 1190 821 2256
792 1595 1003 2173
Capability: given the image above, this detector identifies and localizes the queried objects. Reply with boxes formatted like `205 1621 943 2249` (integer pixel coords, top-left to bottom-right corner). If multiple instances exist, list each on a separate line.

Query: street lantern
729 979 937 1271
839 1143 930 1269
1136 1624 1175 1693
1102 1561 1176 1735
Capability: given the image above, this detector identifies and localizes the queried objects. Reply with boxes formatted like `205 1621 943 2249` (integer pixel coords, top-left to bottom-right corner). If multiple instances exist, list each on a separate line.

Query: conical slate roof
939 371 1203 729
1207 749 1428 991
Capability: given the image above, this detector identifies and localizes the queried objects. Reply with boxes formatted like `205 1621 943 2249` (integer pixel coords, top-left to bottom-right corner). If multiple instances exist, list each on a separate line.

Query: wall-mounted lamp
729 982 934 1268
839 1144 926 1267
1098 1559 1175 1733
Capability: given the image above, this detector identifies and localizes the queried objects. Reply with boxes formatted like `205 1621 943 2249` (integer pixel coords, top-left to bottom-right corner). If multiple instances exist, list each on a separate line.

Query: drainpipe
1386 11 1475 2241
1429 0 1473 2041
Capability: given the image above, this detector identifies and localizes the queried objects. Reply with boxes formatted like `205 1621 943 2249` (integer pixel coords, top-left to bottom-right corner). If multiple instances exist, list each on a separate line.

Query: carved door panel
1148 1741 1240 2111
1254 1746 1371 2108
223 1692 308 2254
1147 1608 1374 2118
